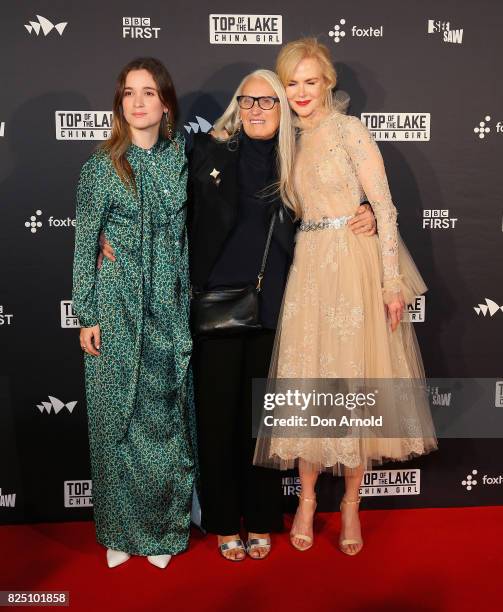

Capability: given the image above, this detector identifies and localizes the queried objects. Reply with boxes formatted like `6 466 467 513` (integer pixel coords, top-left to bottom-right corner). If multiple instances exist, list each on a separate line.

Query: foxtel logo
25 15 67 36
36 396 77 414
473 298 503 317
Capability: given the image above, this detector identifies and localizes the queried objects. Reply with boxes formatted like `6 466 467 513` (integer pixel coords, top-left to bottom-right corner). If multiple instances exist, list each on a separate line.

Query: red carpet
1 506 501 611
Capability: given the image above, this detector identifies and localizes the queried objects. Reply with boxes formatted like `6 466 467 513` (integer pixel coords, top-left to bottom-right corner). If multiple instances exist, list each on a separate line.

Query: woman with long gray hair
187 68 376 561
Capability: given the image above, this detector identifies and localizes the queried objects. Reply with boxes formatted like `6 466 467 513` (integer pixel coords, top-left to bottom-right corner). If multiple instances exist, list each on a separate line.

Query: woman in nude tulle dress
254 39 437 555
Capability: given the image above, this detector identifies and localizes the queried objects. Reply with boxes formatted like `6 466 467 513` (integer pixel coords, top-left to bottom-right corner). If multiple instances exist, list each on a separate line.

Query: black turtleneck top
206 131 291 329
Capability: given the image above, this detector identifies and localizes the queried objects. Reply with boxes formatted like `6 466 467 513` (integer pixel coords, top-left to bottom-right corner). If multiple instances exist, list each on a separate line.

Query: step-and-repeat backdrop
1 1 502 524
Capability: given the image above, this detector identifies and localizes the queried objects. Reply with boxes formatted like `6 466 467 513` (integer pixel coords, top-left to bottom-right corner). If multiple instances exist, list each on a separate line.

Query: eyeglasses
236 95 280 110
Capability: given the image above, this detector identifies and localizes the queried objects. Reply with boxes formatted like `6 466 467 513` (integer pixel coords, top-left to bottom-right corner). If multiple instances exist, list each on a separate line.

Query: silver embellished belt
299 215 353 232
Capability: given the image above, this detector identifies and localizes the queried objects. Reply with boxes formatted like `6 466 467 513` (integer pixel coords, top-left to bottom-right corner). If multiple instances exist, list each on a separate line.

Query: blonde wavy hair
276 37 339 111
275 38 348 216
213 69 297 213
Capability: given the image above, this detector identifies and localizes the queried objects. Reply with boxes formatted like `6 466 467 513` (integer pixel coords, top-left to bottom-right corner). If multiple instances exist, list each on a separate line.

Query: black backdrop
1 0 502 525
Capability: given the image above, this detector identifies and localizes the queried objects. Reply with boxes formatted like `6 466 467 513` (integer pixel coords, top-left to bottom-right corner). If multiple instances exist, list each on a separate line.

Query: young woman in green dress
72 58 196 569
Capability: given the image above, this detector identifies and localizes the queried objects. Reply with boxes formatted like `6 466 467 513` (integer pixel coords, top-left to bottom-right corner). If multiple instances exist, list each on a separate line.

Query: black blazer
187 131 296 289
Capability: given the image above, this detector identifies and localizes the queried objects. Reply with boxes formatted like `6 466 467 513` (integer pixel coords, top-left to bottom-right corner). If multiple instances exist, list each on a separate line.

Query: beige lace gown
254 111 437 474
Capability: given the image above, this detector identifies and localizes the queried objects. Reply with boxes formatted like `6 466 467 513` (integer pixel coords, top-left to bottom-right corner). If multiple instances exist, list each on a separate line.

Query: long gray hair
213 69 297 212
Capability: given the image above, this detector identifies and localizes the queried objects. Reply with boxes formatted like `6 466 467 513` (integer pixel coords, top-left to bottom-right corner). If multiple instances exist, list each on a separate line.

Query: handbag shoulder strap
256 211 277 291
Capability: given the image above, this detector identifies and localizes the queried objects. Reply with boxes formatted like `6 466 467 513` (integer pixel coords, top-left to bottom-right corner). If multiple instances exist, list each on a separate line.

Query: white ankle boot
106 548 131 568
147 554 172 569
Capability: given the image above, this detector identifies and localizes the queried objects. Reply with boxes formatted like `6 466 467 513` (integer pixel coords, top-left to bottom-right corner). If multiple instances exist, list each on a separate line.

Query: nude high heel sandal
339 496 363 556
290 494 317 551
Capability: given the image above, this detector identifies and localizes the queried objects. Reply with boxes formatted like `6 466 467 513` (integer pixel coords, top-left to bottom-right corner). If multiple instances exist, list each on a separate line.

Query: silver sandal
219 538 246 561
245 537 271 559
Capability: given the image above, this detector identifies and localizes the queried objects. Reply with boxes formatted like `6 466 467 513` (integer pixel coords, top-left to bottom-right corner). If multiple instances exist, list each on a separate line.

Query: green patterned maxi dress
72 134 196 556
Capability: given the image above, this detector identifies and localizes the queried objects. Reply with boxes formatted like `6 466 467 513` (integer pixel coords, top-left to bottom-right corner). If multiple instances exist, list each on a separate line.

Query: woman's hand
80 325 101 356
97 232 116 270
348 203 376 235
385 296 405 332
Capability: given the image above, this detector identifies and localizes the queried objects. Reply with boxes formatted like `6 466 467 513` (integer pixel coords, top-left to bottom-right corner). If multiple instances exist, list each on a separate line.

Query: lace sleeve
343 116 402 303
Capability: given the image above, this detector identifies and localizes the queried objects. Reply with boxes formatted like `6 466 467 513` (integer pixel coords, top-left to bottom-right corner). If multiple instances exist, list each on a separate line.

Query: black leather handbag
191 213 277 337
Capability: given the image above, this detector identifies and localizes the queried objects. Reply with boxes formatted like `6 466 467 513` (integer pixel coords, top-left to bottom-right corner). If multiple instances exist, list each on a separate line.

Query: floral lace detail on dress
342 116 402 302
324 295 364 340
253 112 436 475
282 300 299 322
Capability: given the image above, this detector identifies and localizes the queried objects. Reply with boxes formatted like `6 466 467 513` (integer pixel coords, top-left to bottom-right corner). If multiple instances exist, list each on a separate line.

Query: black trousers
192 329 283 535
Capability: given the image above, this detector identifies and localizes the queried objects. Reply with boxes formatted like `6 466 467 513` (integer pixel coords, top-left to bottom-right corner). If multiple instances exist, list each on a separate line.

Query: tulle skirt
253 227 437 475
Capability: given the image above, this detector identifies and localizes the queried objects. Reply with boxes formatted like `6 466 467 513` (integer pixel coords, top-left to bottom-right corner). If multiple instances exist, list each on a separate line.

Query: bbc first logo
122 17 161 39
0 305 14 326
422 209 458 229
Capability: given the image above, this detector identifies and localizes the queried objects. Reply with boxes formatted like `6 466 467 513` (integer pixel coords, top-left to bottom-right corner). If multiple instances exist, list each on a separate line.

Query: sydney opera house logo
24 15 68 36
36 396 77 415
184 116 213 134
473 298 503 317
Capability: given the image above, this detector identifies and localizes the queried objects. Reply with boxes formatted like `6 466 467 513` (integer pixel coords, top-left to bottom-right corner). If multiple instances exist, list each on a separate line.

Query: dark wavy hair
101 57 179 188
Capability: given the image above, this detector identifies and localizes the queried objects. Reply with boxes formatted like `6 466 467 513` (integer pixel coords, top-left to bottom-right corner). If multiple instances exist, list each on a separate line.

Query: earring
164 111 172 139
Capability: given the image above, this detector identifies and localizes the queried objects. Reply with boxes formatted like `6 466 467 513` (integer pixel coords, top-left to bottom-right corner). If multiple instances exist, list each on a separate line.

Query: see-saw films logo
0 487 16 508
210 14 282 44
427 20 463 44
